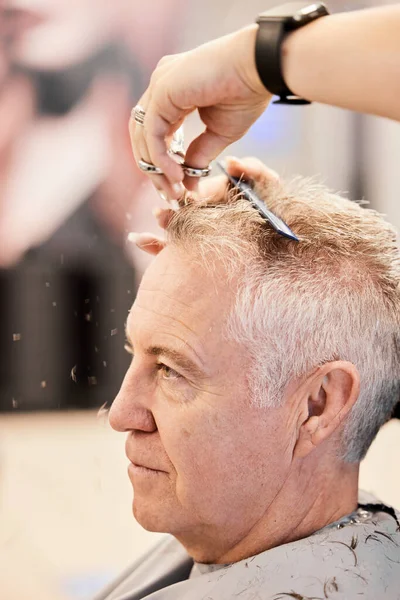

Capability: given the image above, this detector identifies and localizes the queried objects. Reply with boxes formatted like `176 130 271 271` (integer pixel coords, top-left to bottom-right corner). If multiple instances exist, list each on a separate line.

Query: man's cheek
171 436 219 490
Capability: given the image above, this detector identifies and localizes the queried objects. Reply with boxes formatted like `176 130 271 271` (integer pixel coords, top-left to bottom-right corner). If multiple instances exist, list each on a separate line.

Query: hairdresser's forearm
281 5 400 120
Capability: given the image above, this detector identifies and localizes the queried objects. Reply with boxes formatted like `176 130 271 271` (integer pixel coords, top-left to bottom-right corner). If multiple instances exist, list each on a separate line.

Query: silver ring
138 159 163 174
132 105 146 126
182 164 211 178
134 121 210 178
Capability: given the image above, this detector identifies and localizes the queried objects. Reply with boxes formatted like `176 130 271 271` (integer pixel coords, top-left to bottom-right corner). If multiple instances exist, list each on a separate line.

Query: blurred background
0 0 399 598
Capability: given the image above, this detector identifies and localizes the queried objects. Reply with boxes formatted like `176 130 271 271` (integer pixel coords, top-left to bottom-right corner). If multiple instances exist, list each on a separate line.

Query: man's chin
132 499 172 533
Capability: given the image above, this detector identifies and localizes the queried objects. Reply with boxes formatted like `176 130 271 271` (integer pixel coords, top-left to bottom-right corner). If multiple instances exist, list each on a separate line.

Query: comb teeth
216 161 298 242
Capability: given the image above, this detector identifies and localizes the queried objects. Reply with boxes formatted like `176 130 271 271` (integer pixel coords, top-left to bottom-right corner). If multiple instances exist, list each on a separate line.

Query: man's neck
181 453 359 565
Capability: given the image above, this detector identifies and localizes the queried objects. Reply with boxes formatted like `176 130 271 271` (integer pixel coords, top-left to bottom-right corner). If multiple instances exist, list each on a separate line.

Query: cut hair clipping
216 161 299 242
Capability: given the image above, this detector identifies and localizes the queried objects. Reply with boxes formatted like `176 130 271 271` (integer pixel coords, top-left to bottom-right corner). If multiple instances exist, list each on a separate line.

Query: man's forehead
140 247 205 303
127 246 233 339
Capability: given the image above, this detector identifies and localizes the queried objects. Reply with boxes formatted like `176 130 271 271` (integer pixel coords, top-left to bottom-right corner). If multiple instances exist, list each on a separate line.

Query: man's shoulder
93 536 192 600
94 501 400 600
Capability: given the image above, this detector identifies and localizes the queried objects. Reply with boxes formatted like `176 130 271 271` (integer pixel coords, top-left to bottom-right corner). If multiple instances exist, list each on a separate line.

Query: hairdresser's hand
129 25 271 198
128 156 279 254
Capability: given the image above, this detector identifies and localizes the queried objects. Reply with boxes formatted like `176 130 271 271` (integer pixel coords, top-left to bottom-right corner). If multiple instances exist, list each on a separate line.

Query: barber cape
95 493 400 600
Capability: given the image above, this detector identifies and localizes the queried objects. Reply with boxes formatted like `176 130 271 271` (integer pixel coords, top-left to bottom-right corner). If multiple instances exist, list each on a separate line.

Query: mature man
98 158 400 600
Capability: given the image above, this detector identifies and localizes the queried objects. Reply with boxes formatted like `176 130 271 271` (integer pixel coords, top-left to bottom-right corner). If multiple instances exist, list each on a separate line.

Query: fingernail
152 207 163 217
127 232 140 244
172 182 184 197
224 156 241 170
170 200 180 211
157 190 168 202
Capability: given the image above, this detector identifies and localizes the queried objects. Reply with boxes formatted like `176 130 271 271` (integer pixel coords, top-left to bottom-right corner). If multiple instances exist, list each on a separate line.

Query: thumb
183 128 232 190
184 128 232 168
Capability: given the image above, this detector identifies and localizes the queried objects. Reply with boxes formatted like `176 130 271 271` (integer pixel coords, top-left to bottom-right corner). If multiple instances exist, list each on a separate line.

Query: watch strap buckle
273 95 311 105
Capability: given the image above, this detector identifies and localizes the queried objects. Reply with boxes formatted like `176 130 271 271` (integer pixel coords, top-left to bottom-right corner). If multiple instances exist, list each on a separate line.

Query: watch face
258 2 327 21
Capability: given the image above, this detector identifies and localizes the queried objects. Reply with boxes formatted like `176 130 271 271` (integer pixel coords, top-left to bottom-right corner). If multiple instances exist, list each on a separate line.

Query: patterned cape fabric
95 494 400 600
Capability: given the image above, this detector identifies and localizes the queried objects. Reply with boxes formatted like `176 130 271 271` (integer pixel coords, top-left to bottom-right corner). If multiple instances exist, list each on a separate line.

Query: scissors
138 125 211 178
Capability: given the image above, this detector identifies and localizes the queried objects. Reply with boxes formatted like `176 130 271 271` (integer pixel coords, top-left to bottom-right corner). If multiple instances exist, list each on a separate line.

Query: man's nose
108 367 157 433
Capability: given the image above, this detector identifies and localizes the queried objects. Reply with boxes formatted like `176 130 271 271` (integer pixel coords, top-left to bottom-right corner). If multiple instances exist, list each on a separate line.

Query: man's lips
127 457 167 473
125 438 169 473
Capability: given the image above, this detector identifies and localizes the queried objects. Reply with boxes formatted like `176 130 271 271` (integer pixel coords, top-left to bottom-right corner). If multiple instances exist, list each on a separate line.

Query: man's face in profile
109 245 295 553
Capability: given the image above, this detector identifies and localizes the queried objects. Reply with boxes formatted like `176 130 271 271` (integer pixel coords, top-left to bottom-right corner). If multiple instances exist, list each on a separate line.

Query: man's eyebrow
125 325 206 378
146 346 205 378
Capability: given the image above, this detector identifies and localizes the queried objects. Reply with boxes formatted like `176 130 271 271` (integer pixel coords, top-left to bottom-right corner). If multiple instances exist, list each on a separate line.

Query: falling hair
166 174 400 462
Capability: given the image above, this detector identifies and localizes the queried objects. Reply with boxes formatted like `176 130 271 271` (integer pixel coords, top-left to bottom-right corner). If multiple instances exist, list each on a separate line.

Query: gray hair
166 175 400 462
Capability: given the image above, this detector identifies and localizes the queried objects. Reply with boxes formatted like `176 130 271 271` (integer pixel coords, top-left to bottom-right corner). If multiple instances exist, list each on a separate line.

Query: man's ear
293 361 360 460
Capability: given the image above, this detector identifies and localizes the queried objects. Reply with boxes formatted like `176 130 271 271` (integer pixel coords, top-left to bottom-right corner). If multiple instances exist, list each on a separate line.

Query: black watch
255 2 329 105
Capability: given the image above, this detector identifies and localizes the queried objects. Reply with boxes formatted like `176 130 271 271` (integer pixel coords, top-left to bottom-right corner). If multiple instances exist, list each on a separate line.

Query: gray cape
95 494 400 600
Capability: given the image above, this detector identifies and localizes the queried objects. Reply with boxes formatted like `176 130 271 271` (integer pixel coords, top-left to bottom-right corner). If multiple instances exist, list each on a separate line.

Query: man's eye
157 363 181 380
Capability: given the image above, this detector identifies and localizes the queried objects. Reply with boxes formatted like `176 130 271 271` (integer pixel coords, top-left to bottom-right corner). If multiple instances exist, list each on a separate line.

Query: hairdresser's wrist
237 17 329 102
234 24 270 98
281 13 332 103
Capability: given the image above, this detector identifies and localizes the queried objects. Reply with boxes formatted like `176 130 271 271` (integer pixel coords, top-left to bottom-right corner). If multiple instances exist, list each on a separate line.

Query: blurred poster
0 0 185 411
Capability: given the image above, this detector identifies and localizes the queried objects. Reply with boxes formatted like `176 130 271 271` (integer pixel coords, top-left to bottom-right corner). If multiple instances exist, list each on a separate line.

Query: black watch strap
255 3 329 105
255 20 307 105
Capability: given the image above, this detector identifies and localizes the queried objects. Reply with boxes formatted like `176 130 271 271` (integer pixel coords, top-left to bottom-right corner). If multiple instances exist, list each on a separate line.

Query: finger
127 232 166 255
130 119 185 200
129 88 151 153
144 71 196 186
184 128 232 167
224 156 280 185
152 206 175 229
182 129 231 190
194 157 280 202
155 54 177 69
182 177 200 193
137 137 185 200
197 174 229 200
140 66 187 185
144 110 187 187
129 90 183 198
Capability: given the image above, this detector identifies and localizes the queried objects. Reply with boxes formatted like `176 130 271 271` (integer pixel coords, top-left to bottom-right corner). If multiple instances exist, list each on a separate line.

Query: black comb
216 161 298 242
